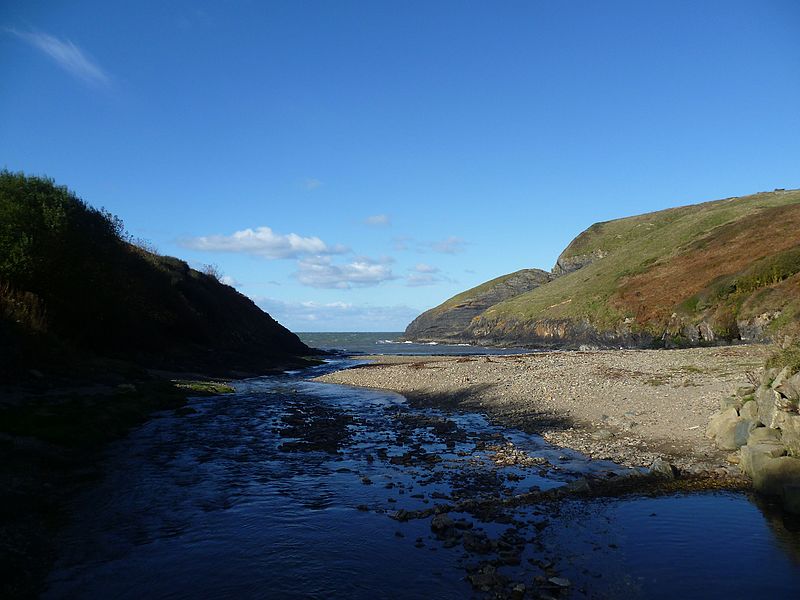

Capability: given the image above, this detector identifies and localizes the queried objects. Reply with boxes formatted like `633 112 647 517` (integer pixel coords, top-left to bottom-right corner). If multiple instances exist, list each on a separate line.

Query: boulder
734 420 759 448
736 385 756 398
762 367 780 386
719 396 742 412
739 400 759 420
771 366 794 390
740 442 787 477
783 483 800 515
750 455 800 498
748 427 781 444
779 414 800 456
706 407 739 440
755 386 781 428
649 458 676 479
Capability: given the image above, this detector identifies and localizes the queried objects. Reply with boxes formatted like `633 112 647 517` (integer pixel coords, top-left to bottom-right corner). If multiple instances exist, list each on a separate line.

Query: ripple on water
43 361 800 599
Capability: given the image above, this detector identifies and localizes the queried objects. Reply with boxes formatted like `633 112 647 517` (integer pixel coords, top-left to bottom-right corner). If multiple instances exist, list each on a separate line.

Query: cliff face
405 188 800 348
404 269 552 342
0 172 310 379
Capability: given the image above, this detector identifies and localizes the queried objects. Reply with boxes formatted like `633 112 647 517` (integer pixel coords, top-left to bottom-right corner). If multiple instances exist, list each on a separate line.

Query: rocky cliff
404 269 552 342
405 188 800 348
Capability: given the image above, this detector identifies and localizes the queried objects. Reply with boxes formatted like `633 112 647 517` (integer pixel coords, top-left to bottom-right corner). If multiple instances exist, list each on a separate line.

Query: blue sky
3 1 799 331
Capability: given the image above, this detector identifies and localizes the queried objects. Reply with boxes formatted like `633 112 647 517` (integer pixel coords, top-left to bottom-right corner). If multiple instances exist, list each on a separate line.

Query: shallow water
44 359 800 598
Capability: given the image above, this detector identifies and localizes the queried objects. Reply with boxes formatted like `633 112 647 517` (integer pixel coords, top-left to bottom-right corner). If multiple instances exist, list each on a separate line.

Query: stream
44 359 800 599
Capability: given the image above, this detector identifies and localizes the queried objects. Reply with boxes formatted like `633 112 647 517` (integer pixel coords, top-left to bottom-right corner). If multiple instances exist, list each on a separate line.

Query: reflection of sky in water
44 360 800 599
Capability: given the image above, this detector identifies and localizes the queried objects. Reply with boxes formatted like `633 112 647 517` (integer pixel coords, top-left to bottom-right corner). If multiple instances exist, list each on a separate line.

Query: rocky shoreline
316 346 767 475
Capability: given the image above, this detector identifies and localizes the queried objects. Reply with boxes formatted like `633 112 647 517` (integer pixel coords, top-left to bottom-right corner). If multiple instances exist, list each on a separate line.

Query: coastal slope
406 188 800 348
0 171 310 379
404 268 552 342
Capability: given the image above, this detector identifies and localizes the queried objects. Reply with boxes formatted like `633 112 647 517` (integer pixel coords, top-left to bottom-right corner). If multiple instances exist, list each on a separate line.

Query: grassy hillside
404 269 552 341
473 188 800 345
0 171 310 379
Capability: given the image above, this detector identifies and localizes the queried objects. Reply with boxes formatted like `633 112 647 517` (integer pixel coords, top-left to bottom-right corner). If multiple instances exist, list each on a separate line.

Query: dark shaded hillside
0 171 310 379
405 188 800 348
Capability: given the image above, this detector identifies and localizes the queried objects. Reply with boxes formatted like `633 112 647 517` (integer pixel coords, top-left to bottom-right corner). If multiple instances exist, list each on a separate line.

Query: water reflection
44 360 800 598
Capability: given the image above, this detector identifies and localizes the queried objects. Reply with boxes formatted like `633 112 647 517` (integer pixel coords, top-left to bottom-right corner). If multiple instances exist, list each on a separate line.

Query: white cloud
10 29 110 87
392 235 412 251
364 214 390 226
413 263 438 273
405 263 455 287
257 297 420 331
429 236 467 254
220 275 239 287
294 256 396 289
304 178 323 190
182 226 347 259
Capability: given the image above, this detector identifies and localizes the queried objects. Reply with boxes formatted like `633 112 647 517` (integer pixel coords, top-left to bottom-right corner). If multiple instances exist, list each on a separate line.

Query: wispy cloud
182 226 348 259
364 214 390 227
9 29 110 87
405 263 455 287
429 236 467 254
294 255 396 289
304 178 323 190
257 297 419 331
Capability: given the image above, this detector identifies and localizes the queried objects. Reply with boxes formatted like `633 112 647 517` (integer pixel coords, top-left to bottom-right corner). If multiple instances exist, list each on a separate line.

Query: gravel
315 345 768 471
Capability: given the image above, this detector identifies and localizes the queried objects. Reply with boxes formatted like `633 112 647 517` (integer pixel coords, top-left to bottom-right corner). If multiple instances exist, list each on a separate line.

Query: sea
298 331 532 356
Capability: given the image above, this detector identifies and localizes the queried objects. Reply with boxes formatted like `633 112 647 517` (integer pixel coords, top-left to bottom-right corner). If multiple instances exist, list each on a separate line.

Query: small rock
649 457 676 479
548 577 571 588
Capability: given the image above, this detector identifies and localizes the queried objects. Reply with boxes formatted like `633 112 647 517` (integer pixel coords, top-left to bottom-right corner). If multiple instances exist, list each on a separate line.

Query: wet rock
548 576 572 588
566 478 591 492
649 458 677 479
462 531 493 554
430 513 455 533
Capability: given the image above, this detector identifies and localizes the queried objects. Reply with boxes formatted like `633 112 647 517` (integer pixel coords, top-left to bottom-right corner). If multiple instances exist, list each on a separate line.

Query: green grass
480 189 800 331
766 342 800 373
426 269 538 316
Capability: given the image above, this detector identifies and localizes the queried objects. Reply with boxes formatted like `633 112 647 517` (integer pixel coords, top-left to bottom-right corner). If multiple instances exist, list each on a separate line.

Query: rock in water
649 458 676 479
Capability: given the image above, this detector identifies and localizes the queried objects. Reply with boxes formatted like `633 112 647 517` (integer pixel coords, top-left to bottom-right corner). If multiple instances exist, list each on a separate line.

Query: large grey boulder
775 372 800 402
740 442 787 477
